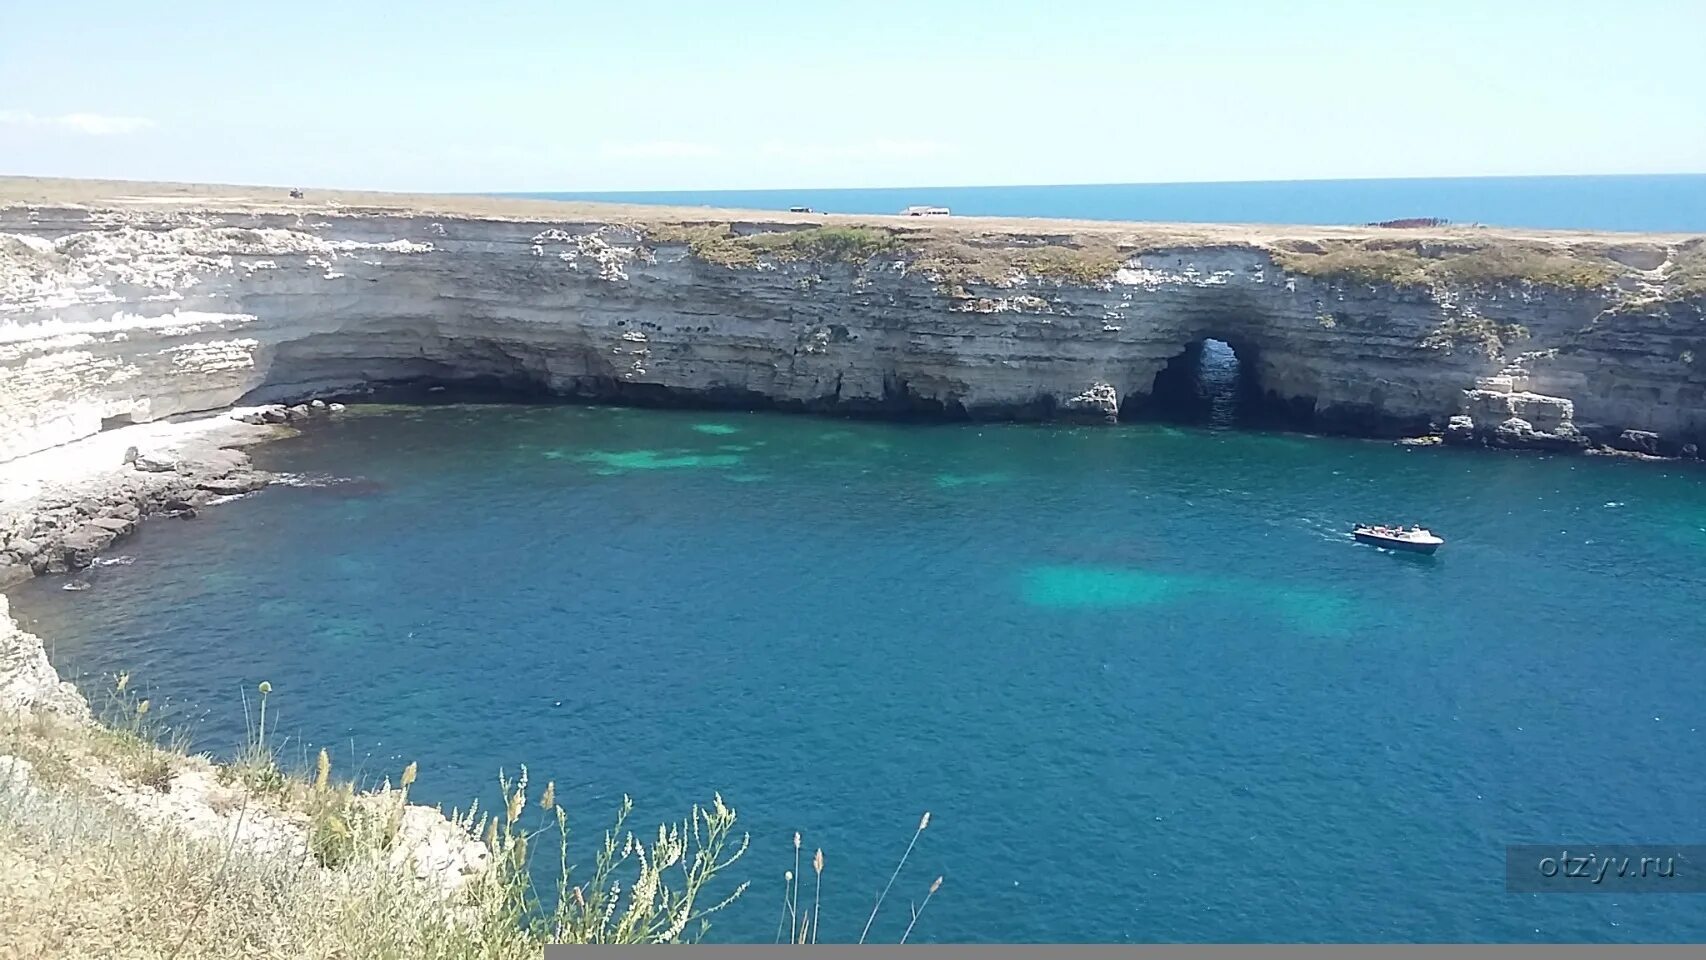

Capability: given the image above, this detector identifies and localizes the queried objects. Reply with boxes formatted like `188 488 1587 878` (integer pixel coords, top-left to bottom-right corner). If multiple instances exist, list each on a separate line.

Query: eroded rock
1062 382 1120 423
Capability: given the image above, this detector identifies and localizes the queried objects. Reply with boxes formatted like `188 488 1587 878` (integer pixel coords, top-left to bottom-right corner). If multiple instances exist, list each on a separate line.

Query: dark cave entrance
1140 338 1266 428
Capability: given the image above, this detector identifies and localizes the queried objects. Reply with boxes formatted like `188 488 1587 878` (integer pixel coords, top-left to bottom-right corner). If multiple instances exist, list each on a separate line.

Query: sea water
10 404 1706 942
517 173 1706 233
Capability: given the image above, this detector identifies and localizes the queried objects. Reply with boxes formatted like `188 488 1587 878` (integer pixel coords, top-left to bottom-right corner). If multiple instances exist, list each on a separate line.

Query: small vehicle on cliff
1353 523 1444 554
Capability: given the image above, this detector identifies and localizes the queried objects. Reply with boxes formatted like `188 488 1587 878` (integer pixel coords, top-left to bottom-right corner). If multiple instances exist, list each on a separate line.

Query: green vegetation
1274 241 1621 291
905 237 1125 292
646 224 900 268
1420 316 1532 357
1670 240 1706 298
649 219 1632 296
1271 246 1433 287
645 222 1125 289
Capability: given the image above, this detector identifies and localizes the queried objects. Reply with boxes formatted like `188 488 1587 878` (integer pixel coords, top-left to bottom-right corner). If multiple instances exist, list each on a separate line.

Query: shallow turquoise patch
578 449 743 472
1021 564 1187 608
935 471 1011 489
725 473 770 483
691 423 740 436
1022 563 1352 630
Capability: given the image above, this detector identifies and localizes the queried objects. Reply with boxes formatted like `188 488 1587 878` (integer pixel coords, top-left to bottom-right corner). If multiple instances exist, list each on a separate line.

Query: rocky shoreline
0 402 344 589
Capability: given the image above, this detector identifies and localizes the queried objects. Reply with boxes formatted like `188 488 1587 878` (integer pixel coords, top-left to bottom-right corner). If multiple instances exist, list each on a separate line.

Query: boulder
61 523 119 568
1444 414 1477 444
328 402 347 414
309 399 328 412
122 445 140 465
132 453 178 473
1615 430 1661 456
106 502 141 523
8 539 39 562
1061 382 1120 424
259 406 291 424
87 517 135 537
1493 416 1533 443
195 474 268 496
0 561 28 590
286 404 313 421
1683 443 1700 460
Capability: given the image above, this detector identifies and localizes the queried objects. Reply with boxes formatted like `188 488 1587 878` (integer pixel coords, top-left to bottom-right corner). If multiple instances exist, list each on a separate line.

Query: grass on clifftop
646 222 1127 289
646 224 901 268
0 677 947 956
648 222 1637 296
1272 240 1620 290
1669 239 1706 298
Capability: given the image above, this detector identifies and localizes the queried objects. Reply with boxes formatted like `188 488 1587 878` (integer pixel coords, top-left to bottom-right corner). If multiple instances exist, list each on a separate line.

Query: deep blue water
11 404 1706 942
514 174 1706 233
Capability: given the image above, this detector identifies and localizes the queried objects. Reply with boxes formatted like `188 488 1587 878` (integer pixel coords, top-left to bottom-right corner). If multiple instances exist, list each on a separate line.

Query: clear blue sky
3 0 1702 192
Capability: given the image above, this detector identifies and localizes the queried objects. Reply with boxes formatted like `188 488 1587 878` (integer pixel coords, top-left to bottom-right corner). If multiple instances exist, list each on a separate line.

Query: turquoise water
11 404 1706 942
518 174 1706 233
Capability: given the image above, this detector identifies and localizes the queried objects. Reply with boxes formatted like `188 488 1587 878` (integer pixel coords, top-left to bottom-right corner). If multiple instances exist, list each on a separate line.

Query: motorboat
1353 523 1444 554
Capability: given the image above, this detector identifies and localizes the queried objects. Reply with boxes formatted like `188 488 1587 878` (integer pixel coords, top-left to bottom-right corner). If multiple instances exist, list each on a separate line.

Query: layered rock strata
2 189 1702 469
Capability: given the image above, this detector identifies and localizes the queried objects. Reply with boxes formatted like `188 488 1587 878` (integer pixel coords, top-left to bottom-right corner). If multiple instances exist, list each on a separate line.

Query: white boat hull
1353 530 1443 554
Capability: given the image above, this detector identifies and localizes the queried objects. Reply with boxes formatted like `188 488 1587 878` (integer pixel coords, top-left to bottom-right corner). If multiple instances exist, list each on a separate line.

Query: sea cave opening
1140 337 1264 428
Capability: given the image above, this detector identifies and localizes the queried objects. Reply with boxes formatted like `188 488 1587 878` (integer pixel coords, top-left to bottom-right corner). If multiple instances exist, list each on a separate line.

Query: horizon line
501 170 1706 197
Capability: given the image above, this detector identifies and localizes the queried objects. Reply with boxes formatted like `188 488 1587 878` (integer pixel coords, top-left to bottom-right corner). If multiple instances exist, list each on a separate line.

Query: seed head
400 761 418 789
257 681 272 696
813 849 823 874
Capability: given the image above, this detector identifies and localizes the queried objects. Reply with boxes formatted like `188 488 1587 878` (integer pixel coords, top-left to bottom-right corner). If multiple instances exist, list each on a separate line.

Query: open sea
10 402 1706 942
515 174 1706 233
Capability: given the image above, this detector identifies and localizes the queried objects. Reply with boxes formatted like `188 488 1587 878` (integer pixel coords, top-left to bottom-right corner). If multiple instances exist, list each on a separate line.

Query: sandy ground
0 411 271 507
2 175 1694 245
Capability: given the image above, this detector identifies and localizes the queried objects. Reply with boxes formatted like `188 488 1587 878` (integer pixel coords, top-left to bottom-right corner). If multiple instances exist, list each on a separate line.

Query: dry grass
0 673 755 957
0 774 503 960
0 746 750 958
1273 240 1620 290
1421 316 1533 357
650 222 1627 296
647 223 1127 289
1669 240 1706 298
643 224 900 269
0 671 948 954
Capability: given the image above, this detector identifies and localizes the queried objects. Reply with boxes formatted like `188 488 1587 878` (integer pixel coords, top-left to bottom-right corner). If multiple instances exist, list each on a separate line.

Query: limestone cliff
3 181 1703 465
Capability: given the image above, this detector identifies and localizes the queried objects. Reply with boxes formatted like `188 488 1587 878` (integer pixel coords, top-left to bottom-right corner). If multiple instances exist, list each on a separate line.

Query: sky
2 0 1703 193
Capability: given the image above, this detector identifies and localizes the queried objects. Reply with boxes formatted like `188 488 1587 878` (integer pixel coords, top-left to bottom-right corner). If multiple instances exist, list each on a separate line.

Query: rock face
2 202 1703 461
0 594 90 719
